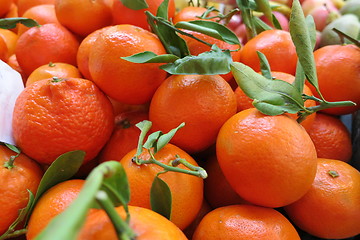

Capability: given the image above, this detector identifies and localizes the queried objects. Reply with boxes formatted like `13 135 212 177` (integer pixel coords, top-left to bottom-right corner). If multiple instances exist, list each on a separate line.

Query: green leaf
156 122 185 153
156 0 169 19
120 0 148 10
255 0 273 24
4 143 21 154
175 20 241 46
35 161 127 240
0 190 34 240
256 51 272 79
253 16 273 33
0 17 40 29
161 45 233 75
143 131 162 150
305 15 317 50
100 163 130 210
289 0 319 95
121 51 179 63
231 62 305 115
272 13 282 30
236 0 257 38
146 11 190 58
150 176 172 220
135 120 152 158
25 150 85 225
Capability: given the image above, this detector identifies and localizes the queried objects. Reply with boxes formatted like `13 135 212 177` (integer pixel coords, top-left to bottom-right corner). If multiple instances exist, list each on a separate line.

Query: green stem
332 28 360 48
0 229 27 240
135 151 208 179
95 191 137 240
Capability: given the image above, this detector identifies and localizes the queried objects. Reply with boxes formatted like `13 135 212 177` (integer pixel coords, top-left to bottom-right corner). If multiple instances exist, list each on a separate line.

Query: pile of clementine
0 0 359 239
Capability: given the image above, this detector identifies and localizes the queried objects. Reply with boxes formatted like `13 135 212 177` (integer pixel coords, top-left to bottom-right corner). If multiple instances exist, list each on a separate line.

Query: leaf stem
95 191 136 240
0 229 27 240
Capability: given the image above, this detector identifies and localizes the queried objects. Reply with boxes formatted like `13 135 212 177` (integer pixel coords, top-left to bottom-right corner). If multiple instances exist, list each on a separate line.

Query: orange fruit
172 6 217 24
309 44 360 115
149 74 237 153
284 158 360 239
54 0 112 37
26 179 85 240
0 28 18 58
17 4 59 36
78 205 188 240
239 29 298 75
88 24 167 105
306 113 352 162
26 62 82 86
76 26 111 80
216 108 318 208
0 145 43 235
4 3 19 34
111 0 176 30
179 30 241 82
0 0 12 17
204 154 246 209
234 71 317 131
12 77 114 165
15 23 79 77
193 204 301 240
0 35 8 62
17 0 55 16
183 200 212 239
120 143 204 230
99 110 149 163
6 54 27 85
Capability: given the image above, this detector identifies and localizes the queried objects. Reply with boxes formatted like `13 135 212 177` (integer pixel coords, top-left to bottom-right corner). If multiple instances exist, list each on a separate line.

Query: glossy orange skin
193 204 301 240
149 74 237 153
309 44 360 115
17 4 59 36
12 77 114 165
78 206 188 240
0 0 12 17
120 144 204 230
26 62 82 86
306 113 352 162
88 24 167 105
172 6 217 24
0 146 43 235
284 158 360 239
111 0 175 31
99 110 149 163
234 71 316 131
216 108 317 208
54 0 112 37
26 179 85 240
240 30 298 75
15 23 79 76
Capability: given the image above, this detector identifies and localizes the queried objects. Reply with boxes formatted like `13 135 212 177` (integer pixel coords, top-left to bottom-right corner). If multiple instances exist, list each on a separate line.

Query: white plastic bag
0 60 24 145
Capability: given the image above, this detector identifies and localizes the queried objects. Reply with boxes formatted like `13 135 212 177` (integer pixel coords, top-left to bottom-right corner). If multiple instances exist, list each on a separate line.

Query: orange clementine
0 29 18 58
76 26 111 80
12 77 114 165
0 0 12 17
17 4 59 36
78 205 188 240
234 71 316 131
239 29 298 75
149 74 237 154
99 110 149 163
306 113 352 162
26 62 82 86
54 0 112 37
4 3 19 34
15 23 80 76
17 0 55 16
26 179 85 240
0 145 43 235
0 35 8 62
309 44 360 115
120 143 204 230
216 108 318 208
6 54 27 85
88 24 167 105
193 204 301 240
111 0 176 30
183 200 212 239
284 158 360 239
